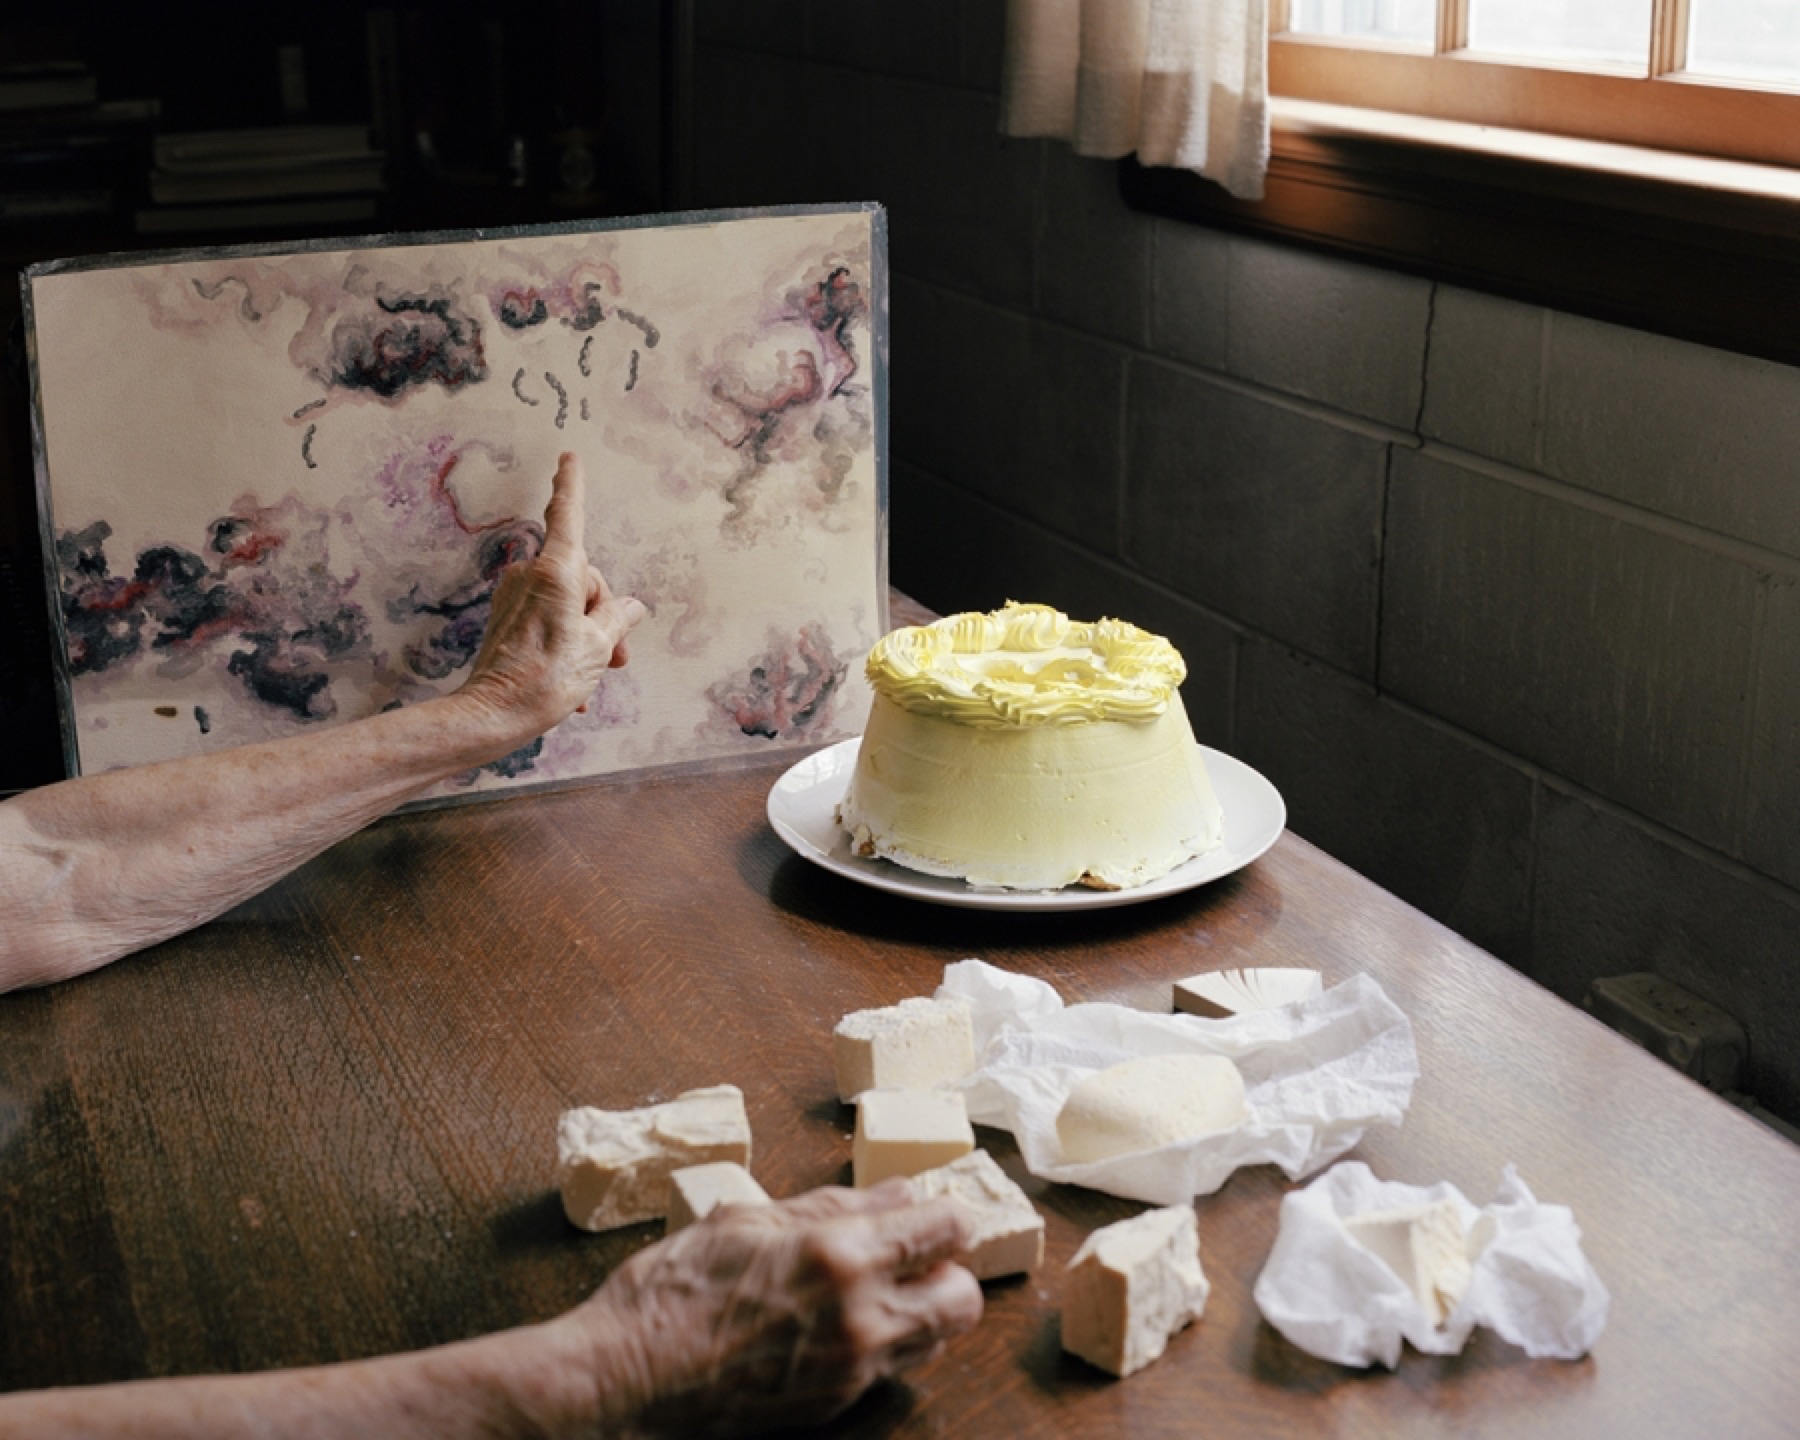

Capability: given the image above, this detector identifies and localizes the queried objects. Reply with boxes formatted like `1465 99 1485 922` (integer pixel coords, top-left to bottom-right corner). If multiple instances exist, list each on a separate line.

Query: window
1269 0 1800 166
1120 0 1800 366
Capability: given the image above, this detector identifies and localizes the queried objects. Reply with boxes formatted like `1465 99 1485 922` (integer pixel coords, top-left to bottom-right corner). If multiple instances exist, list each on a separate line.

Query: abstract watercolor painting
25 204 886 802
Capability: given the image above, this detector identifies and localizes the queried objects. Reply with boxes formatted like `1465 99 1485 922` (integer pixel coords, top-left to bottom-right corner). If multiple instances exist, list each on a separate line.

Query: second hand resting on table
1 1180 983 1438
0 451 985 1435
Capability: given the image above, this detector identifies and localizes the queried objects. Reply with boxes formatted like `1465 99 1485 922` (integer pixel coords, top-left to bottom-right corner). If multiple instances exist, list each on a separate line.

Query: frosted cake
837 603 1222 890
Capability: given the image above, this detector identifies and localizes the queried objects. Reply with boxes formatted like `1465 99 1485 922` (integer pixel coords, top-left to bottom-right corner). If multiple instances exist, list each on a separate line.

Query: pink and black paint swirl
707 623 848 742
57 513 370 722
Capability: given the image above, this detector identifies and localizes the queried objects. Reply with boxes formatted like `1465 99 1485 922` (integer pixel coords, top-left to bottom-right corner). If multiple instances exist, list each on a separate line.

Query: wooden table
3 744 1797 1437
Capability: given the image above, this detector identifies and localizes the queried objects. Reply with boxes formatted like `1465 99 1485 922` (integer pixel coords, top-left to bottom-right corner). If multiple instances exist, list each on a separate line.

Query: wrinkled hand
574 1182 983 1436
461 452 647 742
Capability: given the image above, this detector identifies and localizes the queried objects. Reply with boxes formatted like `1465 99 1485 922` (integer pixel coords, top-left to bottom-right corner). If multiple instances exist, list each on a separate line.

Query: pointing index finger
541 451 587 565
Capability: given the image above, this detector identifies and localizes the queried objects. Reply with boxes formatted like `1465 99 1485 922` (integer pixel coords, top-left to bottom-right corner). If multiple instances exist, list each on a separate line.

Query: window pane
1288 0 1434 45
1688 0 1800 85
1466 0 1651 67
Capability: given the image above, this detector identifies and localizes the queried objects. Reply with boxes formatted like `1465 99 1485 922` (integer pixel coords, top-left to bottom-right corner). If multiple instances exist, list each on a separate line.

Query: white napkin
935 959 1419 1204
1253 1160 1610 1368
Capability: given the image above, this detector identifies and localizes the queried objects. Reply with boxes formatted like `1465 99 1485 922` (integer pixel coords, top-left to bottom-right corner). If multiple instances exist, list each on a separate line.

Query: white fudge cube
907 1149 1044 1280
1344 1199 1473 1327
1172 967 1322 1018
833 994 976 1102
557 1084 751 1232
1062 1205 1210 1377
1056 1053 1245 1164
666 1161 772 1233
852 1089 974 1187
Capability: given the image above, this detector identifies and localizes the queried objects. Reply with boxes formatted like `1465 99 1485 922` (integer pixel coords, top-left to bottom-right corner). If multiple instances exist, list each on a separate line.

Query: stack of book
135 123 386 235
0 59 156 229
0 58 96 112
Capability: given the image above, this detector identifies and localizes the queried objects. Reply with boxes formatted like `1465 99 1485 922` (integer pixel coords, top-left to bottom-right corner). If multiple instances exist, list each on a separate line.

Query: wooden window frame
1121 1 1800 366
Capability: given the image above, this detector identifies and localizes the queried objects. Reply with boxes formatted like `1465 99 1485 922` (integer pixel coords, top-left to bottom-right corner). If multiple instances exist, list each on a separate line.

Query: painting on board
24 204 887 803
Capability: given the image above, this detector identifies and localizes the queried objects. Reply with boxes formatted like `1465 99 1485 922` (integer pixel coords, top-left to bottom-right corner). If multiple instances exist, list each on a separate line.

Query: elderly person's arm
0 1182 982 1439
0 452 646 992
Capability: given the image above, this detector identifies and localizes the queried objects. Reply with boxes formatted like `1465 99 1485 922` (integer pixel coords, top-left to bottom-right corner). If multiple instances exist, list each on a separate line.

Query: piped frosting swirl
866 602 1186 728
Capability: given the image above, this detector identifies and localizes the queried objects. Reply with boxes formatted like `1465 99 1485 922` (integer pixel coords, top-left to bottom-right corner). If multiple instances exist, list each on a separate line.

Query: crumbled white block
666 1161 772 1233
1173 967 1322 1018
907 1149 1044 1280
852 1089 974 1186
1063 1205 1210 1377
1345 1199 1473 1327
833 994 976 1102
1056 1053 1246 1164
557 1085 751 1232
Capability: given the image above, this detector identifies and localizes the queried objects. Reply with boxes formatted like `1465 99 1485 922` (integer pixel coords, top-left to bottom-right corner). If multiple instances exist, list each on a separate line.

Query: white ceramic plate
766 738 1285 912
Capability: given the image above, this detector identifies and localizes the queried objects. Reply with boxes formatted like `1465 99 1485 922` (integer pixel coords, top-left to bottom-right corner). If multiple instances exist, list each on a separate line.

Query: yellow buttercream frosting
865 602 1186 728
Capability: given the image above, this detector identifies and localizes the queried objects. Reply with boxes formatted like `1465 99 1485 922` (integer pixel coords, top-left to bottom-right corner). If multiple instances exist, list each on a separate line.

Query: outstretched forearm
0 452 644 994
0 1316 619 1440
0 687 542 990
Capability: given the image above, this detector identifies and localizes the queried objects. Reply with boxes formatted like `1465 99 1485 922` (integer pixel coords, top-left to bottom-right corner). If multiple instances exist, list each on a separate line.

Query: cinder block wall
687 0 1800 1122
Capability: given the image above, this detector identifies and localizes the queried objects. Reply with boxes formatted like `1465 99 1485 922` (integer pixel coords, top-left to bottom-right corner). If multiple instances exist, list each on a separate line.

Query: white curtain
1001 0 1269 201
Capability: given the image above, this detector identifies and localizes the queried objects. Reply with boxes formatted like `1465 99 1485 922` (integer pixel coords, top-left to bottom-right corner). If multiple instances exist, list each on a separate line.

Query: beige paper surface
29 206 884 799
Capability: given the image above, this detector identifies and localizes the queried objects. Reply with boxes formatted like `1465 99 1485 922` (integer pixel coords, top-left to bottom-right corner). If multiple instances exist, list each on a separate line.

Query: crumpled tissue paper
1253 1160 1610 1368
934 958 1419 1204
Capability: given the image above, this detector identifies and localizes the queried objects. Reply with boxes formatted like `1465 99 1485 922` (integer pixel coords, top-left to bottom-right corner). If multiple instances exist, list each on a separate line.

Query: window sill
1119 98 1800 367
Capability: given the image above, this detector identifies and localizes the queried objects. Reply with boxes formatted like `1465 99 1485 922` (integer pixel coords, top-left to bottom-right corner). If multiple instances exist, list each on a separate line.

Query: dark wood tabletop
3 722 1797 1436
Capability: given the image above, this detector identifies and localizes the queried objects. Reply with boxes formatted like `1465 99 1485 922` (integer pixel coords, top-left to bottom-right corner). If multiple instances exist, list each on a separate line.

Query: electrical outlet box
1584 972 1747 1094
